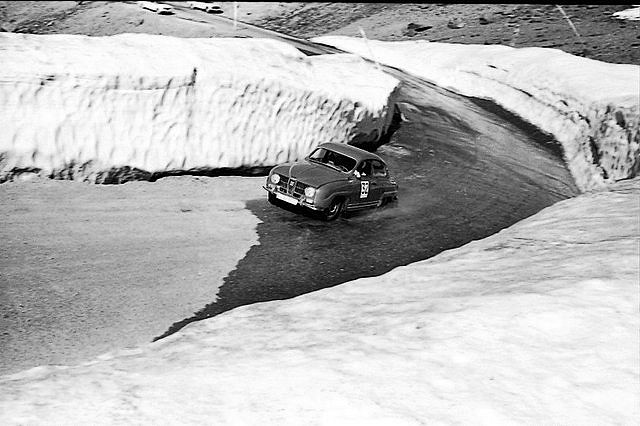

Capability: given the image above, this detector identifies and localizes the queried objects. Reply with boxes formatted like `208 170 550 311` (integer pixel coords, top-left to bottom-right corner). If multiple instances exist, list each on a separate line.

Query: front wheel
268 192 277 205
322 197 344 221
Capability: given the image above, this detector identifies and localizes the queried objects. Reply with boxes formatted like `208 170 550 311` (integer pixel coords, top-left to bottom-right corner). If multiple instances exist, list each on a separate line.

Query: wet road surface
157 71 578 339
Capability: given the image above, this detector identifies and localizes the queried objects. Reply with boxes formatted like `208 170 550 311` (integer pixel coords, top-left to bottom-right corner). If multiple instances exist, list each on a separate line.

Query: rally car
137 1 174 14
188 1 222 13
264 142 398 220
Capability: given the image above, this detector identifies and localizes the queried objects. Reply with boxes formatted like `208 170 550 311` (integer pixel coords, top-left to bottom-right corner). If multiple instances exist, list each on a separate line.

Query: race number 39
360 181 369 198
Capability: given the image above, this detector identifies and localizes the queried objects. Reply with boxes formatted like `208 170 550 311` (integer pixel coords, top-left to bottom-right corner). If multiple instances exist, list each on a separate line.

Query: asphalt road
99 4 578 340
158 68 578 339
155 2 342 55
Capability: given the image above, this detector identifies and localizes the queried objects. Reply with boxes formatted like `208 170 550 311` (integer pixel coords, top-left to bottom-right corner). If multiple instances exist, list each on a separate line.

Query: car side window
372 160 387 177
356 160 372 177
309 148 327 161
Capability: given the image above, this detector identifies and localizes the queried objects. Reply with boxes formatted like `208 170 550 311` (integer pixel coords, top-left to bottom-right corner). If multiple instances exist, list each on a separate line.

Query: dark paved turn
157 71 578 339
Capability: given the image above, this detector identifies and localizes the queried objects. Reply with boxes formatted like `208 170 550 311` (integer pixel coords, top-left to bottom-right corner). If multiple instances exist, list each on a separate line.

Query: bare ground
1 3 637 64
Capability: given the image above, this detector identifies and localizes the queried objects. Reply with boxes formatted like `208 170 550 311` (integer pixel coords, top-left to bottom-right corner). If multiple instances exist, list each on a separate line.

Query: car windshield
308 148 357 172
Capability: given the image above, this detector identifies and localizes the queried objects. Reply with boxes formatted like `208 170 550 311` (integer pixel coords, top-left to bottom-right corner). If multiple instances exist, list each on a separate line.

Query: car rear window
372 160 387 177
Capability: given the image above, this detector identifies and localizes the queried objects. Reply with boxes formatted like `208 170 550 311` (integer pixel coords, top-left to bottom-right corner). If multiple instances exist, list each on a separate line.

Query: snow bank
1 177 637 424
314 36 640 192
613 6 640 21
0 33 399 183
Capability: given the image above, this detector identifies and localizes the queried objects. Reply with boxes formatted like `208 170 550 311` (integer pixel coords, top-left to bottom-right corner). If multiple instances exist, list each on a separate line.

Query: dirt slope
254 3 640 65
1 2 638 64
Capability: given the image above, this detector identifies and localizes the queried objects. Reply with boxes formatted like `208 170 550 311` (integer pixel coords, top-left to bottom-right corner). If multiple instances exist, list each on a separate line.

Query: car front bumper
263 185 323 211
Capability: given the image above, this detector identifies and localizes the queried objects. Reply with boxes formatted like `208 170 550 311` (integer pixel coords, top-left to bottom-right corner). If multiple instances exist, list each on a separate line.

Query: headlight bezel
270 173 281 184
304 186 316 198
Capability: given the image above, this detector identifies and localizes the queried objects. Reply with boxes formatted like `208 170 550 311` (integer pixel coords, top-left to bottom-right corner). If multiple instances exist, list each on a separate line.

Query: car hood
273 161 349 187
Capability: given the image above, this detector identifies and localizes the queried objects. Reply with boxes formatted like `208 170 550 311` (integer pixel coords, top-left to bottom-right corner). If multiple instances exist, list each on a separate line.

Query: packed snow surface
314 36 640 192
0 176 265 376
0 177 637 424
0 32 398 183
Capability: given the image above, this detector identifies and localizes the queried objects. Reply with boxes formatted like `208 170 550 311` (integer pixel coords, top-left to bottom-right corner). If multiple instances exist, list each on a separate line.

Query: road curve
158 65 578 339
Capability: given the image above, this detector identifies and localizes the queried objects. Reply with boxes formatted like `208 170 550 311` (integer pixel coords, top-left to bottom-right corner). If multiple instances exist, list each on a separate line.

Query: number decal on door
360 181 369 198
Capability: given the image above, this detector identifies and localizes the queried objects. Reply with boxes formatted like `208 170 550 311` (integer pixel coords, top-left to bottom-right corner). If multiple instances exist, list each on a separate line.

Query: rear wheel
323 197 344 221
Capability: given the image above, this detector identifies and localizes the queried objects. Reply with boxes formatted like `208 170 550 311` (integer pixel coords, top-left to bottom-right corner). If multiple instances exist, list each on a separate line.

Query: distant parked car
264 142 398 220
137 1 174 14
188 1 222 13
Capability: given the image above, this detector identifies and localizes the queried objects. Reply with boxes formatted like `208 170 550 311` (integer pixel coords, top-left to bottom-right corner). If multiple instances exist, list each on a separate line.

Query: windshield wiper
325 163 343 171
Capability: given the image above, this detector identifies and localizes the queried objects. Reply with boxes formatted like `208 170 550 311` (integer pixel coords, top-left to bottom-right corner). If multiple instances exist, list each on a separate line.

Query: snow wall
0 33 399 183
314 36 640 192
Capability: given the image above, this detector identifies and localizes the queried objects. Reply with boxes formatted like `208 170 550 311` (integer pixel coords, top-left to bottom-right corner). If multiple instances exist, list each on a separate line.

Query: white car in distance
188 1 222 13
137 1 174 14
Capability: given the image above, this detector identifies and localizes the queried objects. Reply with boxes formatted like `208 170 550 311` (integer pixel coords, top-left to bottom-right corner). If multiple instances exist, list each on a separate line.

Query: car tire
268 192 277 205
323 197 344 221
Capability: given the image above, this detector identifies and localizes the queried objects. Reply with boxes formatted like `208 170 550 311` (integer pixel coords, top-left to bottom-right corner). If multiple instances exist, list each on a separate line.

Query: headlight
270 174 280 184
304 187 316 198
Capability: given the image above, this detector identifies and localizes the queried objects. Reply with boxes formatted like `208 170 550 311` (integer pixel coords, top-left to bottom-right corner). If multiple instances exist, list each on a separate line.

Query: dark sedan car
264 142 398 220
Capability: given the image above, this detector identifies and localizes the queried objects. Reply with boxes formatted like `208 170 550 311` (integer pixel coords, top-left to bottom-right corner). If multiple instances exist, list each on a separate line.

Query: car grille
276 175 307 198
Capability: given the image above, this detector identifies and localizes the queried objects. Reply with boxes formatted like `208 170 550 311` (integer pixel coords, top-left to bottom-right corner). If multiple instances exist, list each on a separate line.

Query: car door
369 159 388 203
352 160 376 207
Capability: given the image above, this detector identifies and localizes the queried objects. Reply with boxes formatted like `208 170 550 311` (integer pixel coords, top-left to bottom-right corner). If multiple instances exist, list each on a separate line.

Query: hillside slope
1 3 637 64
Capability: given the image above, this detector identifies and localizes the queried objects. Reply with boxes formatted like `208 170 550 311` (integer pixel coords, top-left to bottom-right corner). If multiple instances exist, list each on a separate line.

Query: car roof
317 142 385 163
